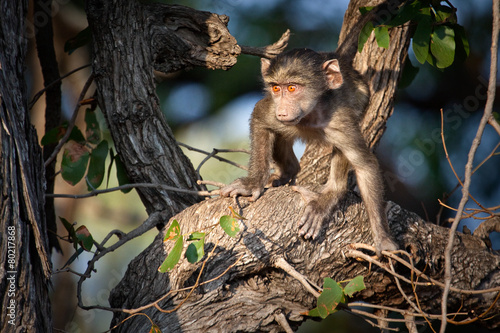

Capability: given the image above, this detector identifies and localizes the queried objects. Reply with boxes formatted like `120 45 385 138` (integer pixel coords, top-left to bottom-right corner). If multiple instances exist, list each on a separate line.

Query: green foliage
374 26 390 49
219 215 240 237
186 232 206 264
41 123 85 146
149 324 162 333
158 214 241 273
75 225 94 251
85 108 101 144
86 140 109 190
158 220 184 273
41 108 129 191
114 153 132 193
358 1 469 72
60 217 95 267
304 276 366 319
358 20 374 53
61 141 90 185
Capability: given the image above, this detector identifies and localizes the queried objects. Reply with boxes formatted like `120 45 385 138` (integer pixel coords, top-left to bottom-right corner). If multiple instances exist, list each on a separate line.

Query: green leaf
60 217 78 251
115 154 131 193
61 141 90 186
68 126 86 144
412 11 432 64
385 0 421 27
75 225 94 251
85 108 101 144
316 278 345 318
304 307 321 317
186 232 206 264
399 57 419 89
187 231 205 241
219 215 240 238
158 235 183 273
358 21 374 53
62 246 85 268
431 24 456 68
344 275 366 297
374 26 390 49
87 140 109 191
454 24 470 62
358 6 374 15
163 220 181 241
65 27 91 55
186 238 205 264
149 324 162 333
433 4 456 23
41 124 67 146
41 123 86 146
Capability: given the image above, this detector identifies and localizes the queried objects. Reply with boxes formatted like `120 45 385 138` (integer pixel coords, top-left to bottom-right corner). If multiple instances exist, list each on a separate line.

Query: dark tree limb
34 0 62 253
0 1 53 331
85 1 290 222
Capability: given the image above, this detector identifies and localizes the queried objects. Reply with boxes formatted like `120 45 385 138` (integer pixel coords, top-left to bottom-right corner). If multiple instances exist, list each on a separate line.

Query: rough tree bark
82 0 500 332
0 1 53 332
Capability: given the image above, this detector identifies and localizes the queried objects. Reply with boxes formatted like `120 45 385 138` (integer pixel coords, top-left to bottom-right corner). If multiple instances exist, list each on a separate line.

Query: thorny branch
440 1 499 332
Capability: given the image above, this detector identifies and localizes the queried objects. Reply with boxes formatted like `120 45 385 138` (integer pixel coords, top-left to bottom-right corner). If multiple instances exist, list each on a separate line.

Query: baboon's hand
293 186 339 240
297 200 328 239
220 178 264 202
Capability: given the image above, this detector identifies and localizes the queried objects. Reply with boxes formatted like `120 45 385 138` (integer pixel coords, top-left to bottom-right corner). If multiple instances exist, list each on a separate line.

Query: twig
440 109 488 211
274 312 294 333
197 179 227 188
240 29 291 59
488 114 500 135
77 211 164 311
349 302 466 321
29 63 91 109
404 314 419 333
388 259 423 315
440 1 499 332
349 244 500 294
44 73 94 167
273 257 320 297
155 239 222 314
47 182 216 199
439 137 500 218
178 141 249 171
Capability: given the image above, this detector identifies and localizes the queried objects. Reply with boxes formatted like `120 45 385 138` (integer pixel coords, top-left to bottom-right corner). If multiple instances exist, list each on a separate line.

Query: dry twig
440 2 499 331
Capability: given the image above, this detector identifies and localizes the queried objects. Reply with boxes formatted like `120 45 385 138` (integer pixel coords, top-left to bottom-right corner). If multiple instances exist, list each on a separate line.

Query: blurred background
26 0 499 332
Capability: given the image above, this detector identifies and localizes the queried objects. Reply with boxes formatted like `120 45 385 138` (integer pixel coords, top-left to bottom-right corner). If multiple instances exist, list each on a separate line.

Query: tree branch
440 1 499 331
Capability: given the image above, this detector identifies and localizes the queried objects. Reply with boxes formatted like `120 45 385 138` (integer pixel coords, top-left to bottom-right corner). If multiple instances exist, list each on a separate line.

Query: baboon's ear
323 59 343 89
261 58 271 77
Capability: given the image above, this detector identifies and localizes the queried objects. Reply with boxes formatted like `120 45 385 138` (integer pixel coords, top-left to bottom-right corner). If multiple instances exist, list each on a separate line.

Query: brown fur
220 48 397 254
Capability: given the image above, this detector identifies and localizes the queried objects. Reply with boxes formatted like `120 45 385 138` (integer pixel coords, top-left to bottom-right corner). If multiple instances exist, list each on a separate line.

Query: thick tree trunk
82 0 500 332
86 1 212 220
110 190 500 332
0 1 53 332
